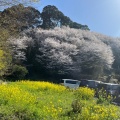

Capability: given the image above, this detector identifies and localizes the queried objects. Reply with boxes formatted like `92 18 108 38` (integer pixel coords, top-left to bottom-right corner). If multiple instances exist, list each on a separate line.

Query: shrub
11 65 28 80
69 99 119 120
77 104 119 120
71 100 83 113
96 88 114 104
74 87 95 100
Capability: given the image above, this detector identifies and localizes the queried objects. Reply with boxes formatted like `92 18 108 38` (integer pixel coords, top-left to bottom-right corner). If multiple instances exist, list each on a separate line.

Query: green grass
0 80 120 120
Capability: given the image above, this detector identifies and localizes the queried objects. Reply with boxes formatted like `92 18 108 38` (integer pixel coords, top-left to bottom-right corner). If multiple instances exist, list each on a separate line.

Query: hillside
0 80 120 120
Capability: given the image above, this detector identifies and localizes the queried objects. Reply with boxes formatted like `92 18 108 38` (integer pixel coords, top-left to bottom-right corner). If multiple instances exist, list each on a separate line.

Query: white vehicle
61 79 81 89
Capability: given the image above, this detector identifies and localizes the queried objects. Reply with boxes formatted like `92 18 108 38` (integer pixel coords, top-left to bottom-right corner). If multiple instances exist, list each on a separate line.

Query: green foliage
41 5 89 30
0 81 70 119
69 22 90 30
0 28 9 42
0 81 120 120
0 4 41 34
96 89 114 104
0 50 12 77
76 104 119 120
71 100 83 113
0 28 12 78
74 87 95 100
11 65 28 79
41 5 64 29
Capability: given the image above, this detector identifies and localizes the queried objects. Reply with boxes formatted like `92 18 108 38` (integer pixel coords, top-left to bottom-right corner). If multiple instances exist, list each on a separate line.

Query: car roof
98 82 119 86
81 79 101 82
87 80 99 82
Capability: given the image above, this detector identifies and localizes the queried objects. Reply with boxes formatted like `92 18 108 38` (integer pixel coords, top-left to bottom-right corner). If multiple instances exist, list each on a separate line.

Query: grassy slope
0 80 120 120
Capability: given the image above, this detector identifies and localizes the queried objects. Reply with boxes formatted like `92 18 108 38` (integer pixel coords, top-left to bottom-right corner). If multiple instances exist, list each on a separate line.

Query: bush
71 100 83 113
11 65 28 80
77 104 119 120
74 87 95 100
96 89 114 104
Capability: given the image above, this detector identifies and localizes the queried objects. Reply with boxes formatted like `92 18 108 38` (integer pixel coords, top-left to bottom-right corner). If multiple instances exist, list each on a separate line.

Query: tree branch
0 0 40 7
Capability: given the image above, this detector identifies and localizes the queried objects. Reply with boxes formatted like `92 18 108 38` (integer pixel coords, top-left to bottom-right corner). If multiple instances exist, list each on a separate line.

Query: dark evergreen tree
0 4 41 34
41 5 89 30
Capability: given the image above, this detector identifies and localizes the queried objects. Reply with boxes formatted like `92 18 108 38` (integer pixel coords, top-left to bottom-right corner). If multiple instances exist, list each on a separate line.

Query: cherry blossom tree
93 32 120 75
9 27 115 79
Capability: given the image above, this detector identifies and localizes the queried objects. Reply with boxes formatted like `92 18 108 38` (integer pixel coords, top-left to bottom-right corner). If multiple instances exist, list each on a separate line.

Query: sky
1 0 120 37
31 0 120 37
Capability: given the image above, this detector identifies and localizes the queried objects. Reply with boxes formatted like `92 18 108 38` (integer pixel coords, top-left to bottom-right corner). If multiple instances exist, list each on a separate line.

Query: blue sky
31 0 120 37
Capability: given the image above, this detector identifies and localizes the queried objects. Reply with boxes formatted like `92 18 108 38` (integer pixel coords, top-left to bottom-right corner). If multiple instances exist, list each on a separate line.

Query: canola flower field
0 80 120 120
